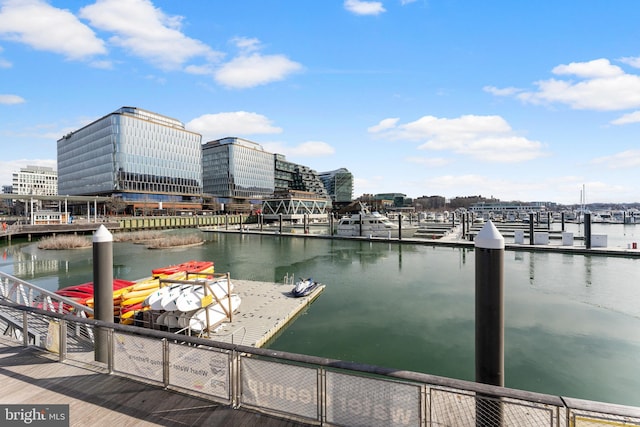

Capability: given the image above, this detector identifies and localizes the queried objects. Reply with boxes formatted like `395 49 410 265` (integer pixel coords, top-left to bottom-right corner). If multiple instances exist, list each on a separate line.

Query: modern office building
274 154 296 193
12 165 58 197
57 107 203 213
291 165 329 200
202 137 275 202
319 168 353 203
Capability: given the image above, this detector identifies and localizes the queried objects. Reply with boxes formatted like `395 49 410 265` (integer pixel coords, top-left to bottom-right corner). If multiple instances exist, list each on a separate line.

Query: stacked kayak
54 278 136 310
117 260 214 323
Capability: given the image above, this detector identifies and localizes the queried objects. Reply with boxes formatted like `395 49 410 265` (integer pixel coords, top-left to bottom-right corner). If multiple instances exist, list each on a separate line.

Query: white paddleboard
145 284 183 310
161 284 194 311
174 278 233 312
189 294 241 332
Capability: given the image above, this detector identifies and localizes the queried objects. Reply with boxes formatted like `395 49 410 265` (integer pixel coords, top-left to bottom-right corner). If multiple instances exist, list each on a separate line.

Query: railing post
22 311 29 347
107 328 114 374
163 338 169 388
58 319 67 362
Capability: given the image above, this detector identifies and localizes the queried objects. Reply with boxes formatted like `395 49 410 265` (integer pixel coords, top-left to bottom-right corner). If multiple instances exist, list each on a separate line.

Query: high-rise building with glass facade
57 107 202 211
202 137 275 200
319 168 353 203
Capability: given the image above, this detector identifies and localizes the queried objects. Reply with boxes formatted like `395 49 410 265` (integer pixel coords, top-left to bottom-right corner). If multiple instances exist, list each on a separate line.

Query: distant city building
202 137 275 201
319 168 353 203
469 201 548 216
57 107 203 213
2 185 12 194
12 165 57 196
413 195 446 210
374 193 411 208
10 165 58 213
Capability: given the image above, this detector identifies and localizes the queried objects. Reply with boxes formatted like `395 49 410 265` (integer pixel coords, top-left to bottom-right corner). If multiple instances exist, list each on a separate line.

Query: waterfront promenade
0 338 312 427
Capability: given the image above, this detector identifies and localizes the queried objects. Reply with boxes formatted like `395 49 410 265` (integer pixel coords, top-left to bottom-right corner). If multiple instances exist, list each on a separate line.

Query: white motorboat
335 203 419 238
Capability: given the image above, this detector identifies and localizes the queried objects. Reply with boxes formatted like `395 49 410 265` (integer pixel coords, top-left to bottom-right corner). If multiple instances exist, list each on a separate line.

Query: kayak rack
157 272 235 336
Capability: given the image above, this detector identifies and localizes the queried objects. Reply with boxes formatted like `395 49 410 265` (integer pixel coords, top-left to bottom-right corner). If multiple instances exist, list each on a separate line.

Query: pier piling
475 220 505 426
93 224 113 363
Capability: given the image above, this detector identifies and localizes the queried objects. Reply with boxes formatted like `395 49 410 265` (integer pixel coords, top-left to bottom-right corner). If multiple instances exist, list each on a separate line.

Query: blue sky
1 0 639 205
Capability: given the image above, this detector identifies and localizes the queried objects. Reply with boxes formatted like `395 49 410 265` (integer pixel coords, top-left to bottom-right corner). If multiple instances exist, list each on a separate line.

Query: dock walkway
0 338 312 426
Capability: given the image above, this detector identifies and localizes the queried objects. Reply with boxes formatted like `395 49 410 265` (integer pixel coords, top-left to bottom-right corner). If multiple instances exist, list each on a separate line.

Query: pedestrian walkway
0 338 314 427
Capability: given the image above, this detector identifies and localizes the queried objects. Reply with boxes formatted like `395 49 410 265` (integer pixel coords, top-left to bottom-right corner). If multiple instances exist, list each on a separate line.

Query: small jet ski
291 277 319 297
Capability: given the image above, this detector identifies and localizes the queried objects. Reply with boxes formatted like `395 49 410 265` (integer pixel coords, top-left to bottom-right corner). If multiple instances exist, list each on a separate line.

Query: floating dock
144 279 325 347
207 279 325 347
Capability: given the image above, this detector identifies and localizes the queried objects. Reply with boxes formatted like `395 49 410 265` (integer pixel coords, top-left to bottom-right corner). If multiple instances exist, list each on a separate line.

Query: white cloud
610 111 640 125
591 149 640 169
231 36 261 54
186 112 282 141
516 58 640 111
620 56 640 68
552 58 624 78
264 141 335 157
0 94 24 104
0 0 106 60
483 85 521 96
368 118 399 133
79 0 221 70
344 0 386 15
405 156 451 167
369 114 547 163
0 58 10 68
215 53 303 89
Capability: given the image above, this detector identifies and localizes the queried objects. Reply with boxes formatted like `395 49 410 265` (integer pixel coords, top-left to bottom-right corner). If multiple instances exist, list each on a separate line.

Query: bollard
330 214 334 236
93 225 113 363
475 220 505 426
529 213 534 245
584 213 592 249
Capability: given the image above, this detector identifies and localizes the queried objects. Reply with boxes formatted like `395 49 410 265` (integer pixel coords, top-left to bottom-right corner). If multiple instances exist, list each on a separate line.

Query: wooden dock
0 338 313 427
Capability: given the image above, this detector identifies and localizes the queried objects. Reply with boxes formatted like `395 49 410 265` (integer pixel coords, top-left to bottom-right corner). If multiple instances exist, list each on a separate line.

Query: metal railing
1 273 640 426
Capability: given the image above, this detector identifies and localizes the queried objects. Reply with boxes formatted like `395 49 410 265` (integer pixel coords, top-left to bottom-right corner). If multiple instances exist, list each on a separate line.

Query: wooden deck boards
0 338 315 427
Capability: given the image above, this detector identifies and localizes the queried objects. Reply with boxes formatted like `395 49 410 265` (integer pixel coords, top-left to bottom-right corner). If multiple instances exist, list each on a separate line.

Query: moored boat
335 203 419 238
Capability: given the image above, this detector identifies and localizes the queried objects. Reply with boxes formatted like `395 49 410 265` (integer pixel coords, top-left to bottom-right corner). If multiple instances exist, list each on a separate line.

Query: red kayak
151 260 213 277
56 278 135 296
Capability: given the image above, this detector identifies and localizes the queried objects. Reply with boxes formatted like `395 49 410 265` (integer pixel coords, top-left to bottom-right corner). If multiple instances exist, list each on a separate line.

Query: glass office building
202 137 274 199
319 168 353 203
57 107 202 207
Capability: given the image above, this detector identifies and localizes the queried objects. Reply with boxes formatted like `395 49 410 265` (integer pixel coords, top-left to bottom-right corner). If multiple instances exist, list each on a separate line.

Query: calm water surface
1 229 639 407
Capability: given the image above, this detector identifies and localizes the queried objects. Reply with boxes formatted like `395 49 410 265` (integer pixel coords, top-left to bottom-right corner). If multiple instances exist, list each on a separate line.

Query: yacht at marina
335 203 419 238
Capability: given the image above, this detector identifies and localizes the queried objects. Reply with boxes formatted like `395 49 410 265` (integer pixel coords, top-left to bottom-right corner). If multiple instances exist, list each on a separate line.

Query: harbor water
1 226 639 407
